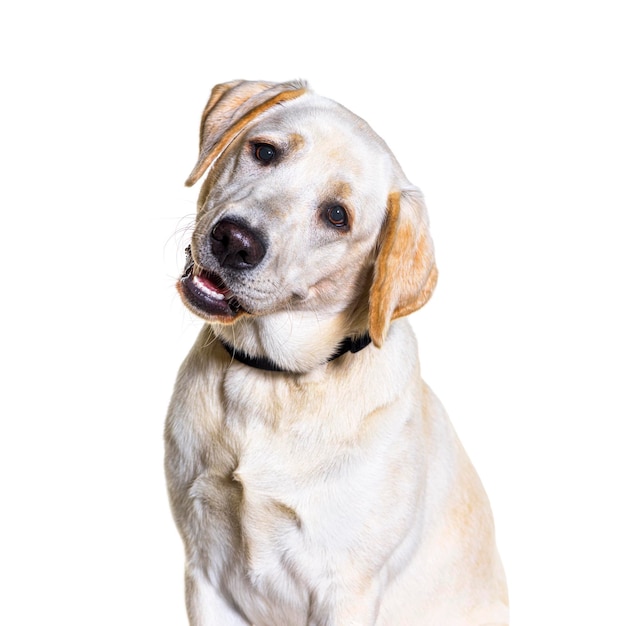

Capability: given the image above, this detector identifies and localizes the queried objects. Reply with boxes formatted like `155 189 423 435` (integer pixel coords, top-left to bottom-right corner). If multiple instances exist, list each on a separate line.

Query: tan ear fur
185 79 307 187
369 190 438 347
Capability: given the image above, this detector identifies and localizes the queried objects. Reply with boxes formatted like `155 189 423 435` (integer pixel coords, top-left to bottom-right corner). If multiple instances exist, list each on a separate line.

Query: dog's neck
219 333 371 373
213 310 371 374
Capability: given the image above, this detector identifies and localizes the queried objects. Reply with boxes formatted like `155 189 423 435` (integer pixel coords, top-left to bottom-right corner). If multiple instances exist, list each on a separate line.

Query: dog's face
178 81 438 346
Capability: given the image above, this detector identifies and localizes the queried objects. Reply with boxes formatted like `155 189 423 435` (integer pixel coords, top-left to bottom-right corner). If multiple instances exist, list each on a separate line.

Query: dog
165 80 508 626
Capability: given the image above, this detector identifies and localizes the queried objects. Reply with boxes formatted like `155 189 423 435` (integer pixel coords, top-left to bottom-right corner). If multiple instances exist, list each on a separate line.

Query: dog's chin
178 261 245 323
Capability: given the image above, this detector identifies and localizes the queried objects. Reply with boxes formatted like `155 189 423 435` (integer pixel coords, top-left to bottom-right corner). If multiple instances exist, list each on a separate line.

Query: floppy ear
185 79 308 187
369 190 438 347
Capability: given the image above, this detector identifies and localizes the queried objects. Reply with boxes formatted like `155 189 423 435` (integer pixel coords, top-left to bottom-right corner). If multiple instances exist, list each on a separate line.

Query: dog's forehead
254 95 392 164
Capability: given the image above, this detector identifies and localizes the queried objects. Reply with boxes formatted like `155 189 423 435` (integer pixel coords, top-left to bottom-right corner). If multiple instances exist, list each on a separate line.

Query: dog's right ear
185 80 308 187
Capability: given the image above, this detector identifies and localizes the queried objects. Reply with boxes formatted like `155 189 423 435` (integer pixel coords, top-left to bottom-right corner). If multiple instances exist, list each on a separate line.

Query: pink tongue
196 272 227 295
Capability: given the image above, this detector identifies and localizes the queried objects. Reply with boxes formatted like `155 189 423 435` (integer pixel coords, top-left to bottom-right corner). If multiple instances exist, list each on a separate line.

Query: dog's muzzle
177 219 267 322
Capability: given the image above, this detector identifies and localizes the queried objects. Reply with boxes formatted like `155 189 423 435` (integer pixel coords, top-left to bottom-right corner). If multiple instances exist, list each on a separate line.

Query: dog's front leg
184 566 249 626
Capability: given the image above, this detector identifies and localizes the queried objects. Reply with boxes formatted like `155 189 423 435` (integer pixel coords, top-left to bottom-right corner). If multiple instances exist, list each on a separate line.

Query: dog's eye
254 143 277 164
326 205 348 228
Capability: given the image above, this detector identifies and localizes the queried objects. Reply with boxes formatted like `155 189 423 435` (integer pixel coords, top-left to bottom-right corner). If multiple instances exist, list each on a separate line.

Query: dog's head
178 80 437 348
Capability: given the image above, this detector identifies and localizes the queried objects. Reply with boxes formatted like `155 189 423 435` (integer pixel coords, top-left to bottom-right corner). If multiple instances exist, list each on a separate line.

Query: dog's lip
178 250 243 320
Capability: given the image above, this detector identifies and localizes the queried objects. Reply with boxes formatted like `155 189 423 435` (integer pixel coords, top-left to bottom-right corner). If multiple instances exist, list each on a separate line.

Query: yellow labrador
165 80 508 626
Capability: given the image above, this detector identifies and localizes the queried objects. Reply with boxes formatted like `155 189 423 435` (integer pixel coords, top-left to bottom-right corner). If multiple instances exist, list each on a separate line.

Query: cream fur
165 81 508 625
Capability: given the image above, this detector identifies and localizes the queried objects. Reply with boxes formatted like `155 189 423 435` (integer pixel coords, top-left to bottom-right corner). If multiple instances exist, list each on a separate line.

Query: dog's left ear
369 190 438 347
185 79 308 187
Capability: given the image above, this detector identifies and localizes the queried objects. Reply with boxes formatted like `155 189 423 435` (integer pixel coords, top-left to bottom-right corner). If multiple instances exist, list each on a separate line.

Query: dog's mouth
177 246 243 321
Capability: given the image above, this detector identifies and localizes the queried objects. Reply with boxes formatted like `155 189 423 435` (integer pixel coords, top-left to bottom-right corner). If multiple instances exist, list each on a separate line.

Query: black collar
220 333 372 373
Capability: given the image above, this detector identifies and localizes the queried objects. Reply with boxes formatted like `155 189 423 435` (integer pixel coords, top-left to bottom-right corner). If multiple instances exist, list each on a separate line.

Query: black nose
210 219 266 270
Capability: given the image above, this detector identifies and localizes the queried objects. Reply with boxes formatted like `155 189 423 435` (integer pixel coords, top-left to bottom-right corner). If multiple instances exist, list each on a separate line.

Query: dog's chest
194 370 365 541
187 367 407 616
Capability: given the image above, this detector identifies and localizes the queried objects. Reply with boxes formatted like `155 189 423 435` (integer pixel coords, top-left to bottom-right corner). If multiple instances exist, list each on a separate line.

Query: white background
1 1 620 624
